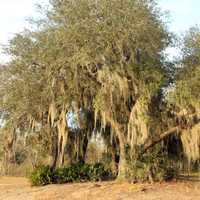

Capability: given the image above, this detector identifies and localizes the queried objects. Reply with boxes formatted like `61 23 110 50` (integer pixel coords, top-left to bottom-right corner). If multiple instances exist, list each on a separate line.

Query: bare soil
0 177 200 200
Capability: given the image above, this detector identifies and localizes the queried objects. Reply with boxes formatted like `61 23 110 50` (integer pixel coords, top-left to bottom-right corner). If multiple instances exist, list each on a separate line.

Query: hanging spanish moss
181 124 200 163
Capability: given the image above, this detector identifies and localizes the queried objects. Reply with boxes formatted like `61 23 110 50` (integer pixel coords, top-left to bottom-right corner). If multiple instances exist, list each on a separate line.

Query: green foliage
1 0 190 182
182 27 200 64
29 163 112 186
129 146 179 182
168 27 200 110
90 163 112 181
29 165 53 186
168 65 200 109
54 163 90 183
15 151 27 165
132 160 178 182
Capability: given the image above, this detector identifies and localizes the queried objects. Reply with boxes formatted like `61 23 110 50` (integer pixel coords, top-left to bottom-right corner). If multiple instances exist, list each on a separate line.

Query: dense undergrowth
29 163 114 186
29 156 178 186
130 151 179 182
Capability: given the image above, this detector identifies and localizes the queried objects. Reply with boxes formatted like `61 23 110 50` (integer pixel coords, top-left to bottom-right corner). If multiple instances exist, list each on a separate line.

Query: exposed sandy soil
0 177 200 200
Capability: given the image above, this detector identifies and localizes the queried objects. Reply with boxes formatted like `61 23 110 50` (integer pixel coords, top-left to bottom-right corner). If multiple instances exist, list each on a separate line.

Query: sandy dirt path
0 177 200 200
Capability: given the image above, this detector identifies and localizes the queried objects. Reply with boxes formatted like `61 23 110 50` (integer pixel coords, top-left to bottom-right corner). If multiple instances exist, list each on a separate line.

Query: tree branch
143 126 180 153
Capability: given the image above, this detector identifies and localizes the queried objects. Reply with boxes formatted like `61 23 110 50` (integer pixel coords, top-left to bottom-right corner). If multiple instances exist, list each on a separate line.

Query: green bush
129 146 179 182
30 163 111 186
29 165 53 186
53 163 90 183
53 167 72 183
89 163 108 181
54 163 109 183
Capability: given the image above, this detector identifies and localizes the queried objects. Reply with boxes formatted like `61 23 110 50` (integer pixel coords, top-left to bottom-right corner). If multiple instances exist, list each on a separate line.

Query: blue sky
0 0 48 62
0 0 200 62
158 0 200 59
159 0 200 33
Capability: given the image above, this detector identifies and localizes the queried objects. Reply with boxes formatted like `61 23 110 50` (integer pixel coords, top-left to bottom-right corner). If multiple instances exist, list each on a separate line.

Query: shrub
30 163 112 186
29 165 53 186
53 163 109 183
53 167 71 184
53 163 90 183
15 151 27 165
89 163 108 181
129 146 179 182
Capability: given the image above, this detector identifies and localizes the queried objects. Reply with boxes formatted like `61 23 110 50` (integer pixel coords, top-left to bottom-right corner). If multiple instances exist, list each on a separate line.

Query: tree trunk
117 141 128 180
50 132 58 170
108 117 129 180
78 132 88 163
